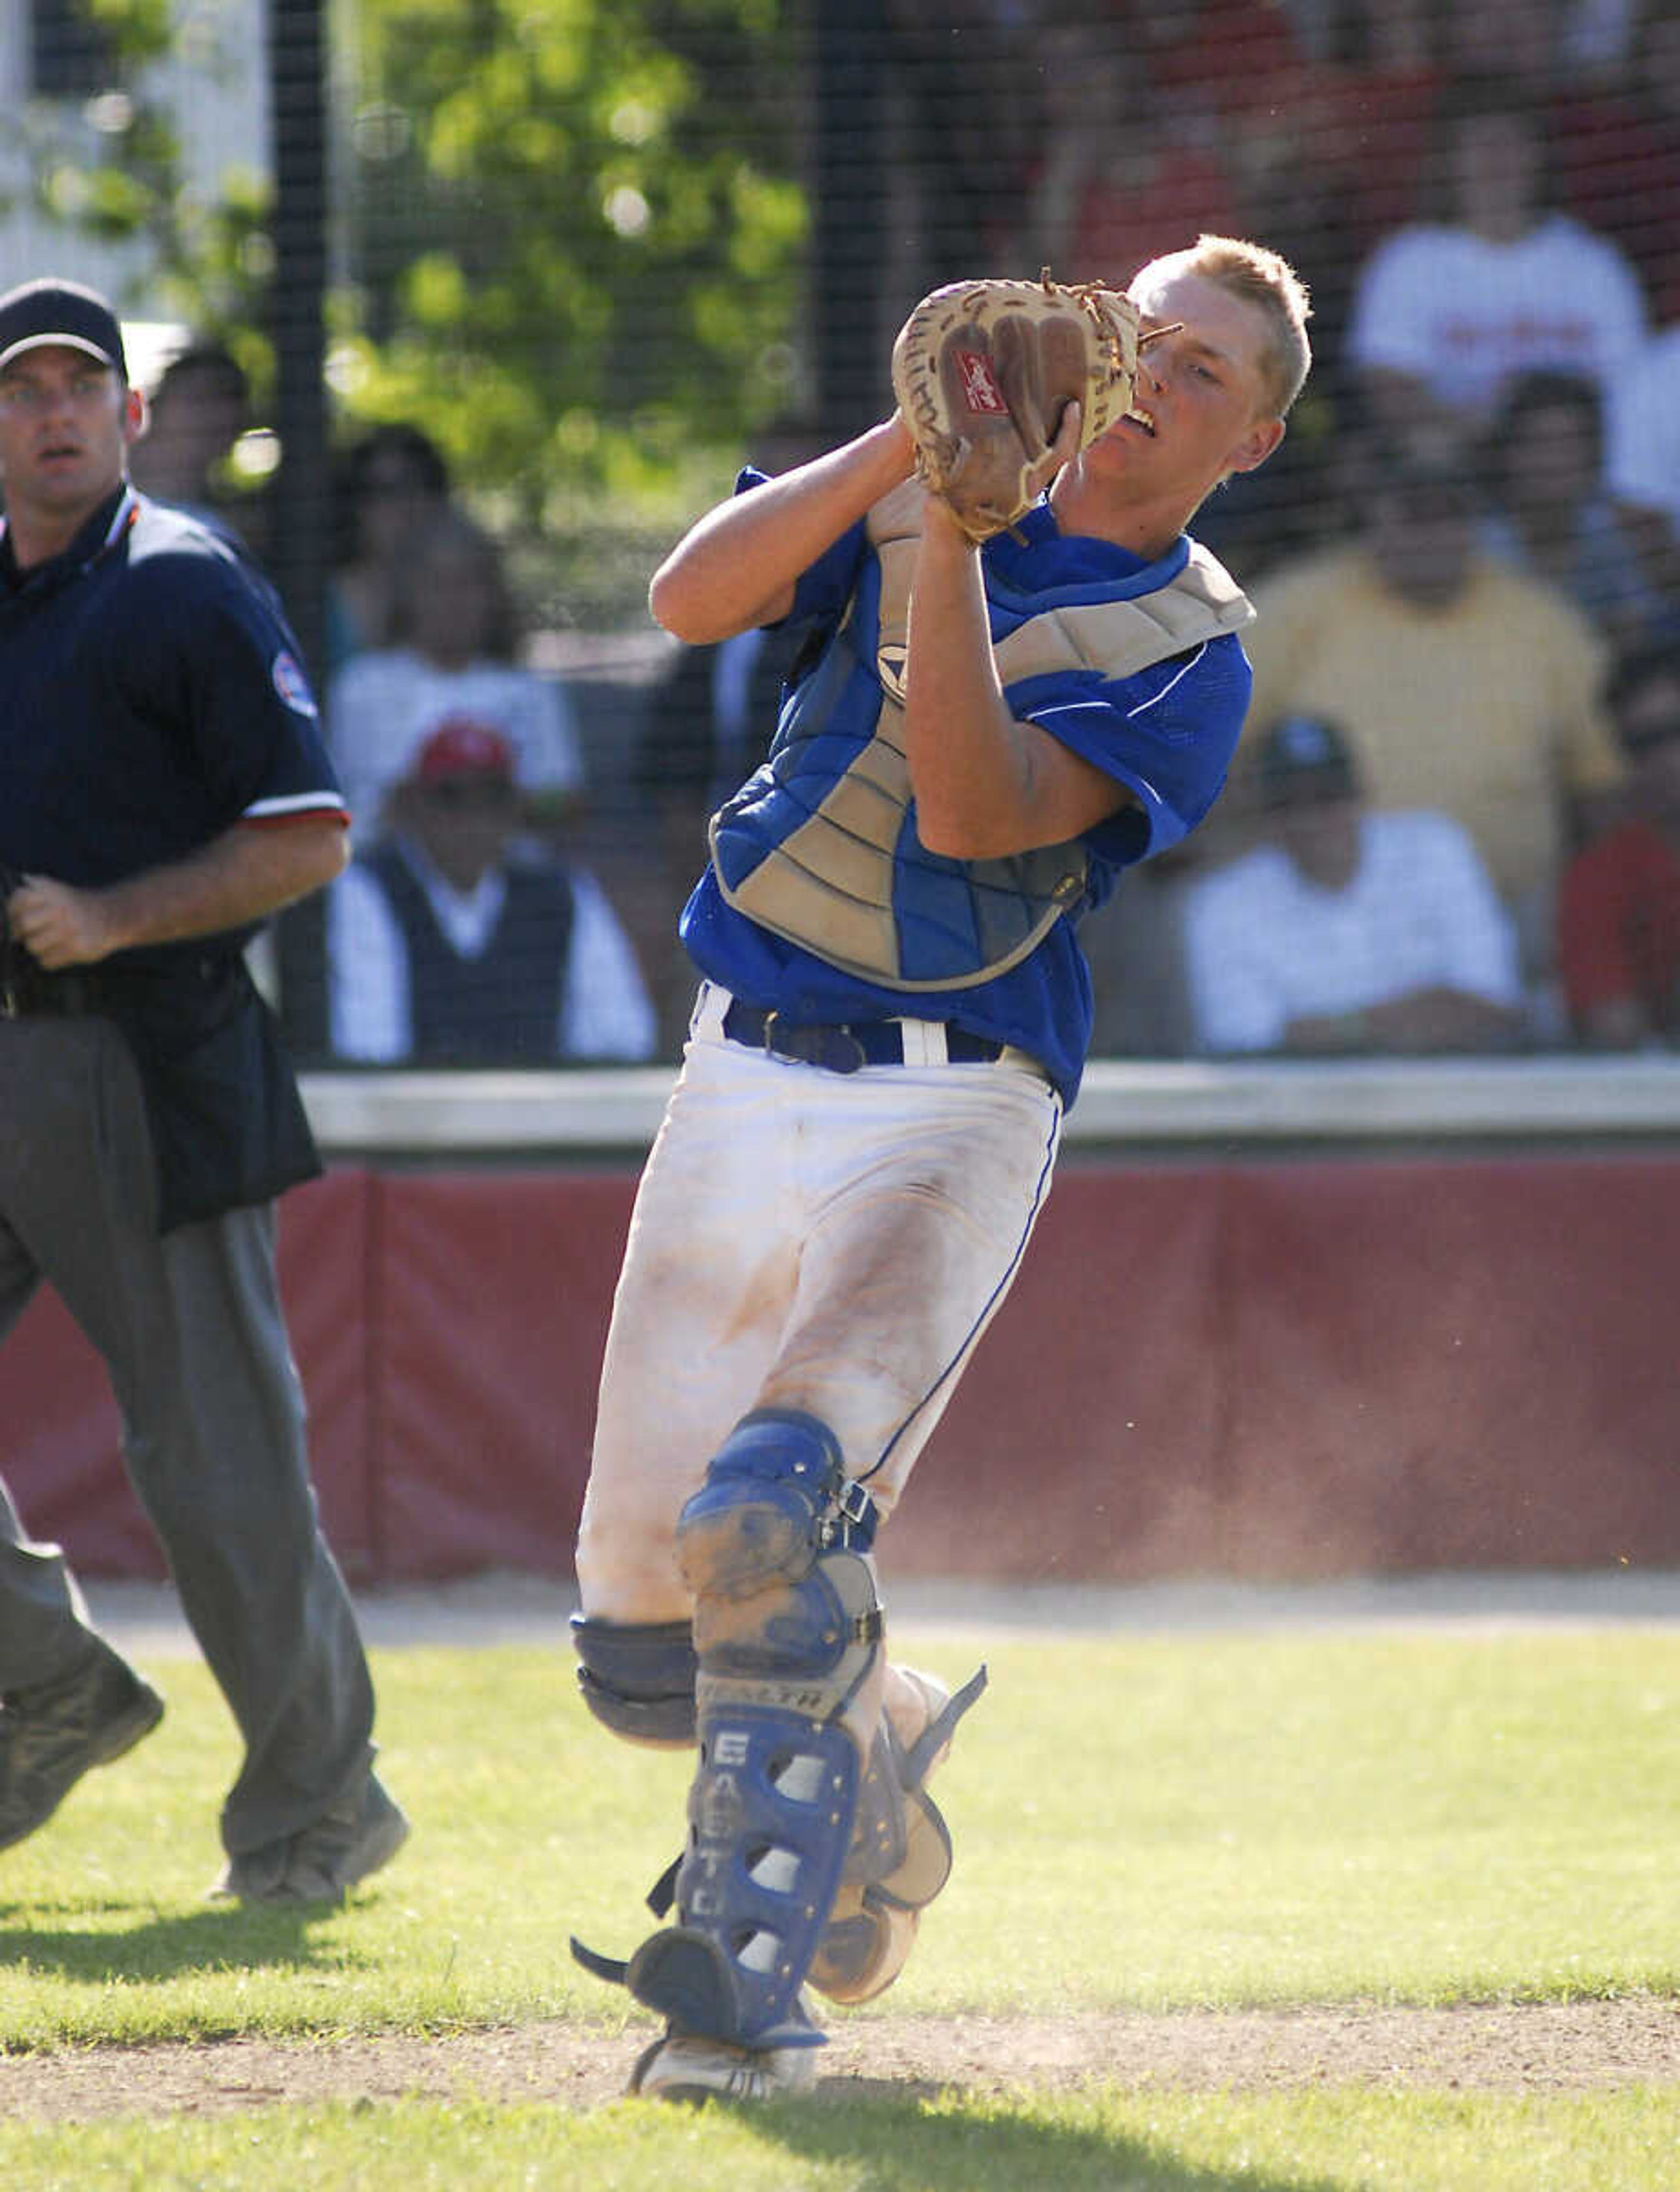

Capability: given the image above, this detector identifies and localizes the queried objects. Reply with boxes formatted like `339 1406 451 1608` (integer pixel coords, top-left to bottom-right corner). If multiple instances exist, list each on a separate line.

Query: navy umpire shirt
1 481 346 1229
0 482 346 971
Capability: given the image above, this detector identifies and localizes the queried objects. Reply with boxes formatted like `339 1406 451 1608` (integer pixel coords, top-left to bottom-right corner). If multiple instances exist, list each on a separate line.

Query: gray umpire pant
0 1014 376 1859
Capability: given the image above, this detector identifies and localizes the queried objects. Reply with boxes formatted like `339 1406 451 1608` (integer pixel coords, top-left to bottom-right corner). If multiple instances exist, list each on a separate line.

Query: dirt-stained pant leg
575 1026 1063 1623
760 1056 1063 1510
577 1040 805 1625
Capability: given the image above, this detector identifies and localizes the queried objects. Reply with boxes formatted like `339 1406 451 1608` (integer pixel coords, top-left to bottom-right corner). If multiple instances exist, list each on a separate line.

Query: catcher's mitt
891 273 1146 544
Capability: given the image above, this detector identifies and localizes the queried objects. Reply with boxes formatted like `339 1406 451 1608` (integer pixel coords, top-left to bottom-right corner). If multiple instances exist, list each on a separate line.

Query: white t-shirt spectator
1183 810 1523 1056
1606 324 1680 530
326 649 585 836
1347 215 1648 424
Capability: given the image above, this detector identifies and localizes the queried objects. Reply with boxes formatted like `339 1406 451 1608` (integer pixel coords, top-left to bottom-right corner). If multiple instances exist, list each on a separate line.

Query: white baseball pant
575 982 1064 1623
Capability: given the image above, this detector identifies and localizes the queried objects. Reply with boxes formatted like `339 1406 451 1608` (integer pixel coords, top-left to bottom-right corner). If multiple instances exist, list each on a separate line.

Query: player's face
0 344 140 537
1089 269 1284 507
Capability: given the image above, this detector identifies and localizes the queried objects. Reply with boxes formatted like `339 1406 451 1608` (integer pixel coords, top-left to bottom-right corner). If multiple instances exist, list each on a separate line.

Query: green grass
2 1618 1677 2186
953 1626 1680 2010
4 2088 1680 2191
2 2087 1679 2192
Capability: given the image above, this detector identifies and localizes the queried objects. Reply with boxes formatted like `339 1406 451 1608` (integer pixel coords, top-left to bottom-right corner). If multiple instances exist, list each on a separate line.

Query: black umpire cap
0 278 128 380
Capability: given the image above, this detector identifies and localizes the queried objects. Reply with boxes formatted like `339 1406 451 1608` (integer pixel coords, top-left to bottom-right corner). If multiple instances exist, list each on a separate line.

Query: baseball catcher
570 235 1311 2101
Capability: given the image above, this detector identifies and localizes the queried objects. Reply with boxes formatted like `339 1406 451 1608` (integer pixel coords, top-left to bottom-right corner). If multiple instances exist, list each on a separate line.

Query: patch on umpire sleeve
271 650 319 718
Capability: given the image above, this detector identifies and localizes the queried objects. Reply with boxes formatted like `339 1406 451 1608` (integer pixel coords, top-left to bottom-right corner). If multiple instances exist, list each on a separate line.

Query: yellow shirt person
1234 446 1623 950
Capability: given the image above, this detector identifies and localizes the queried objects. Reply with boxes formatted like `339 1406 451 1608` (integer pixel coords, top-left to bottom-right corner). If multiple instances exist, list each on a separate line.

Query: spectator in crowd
616 417 828 1056
1128 0 1325 286
1082 849 1203 1058
326 502 585 840
1344 75 1647 438
1269 4 1578 370
629 621 809 1055
1183 712 1525 1055
324 422 452 674
1437 0 1570 100
1478 370 1678 650
995 5 1328 597
1556 639 1680 1048
1604 319 1680 611
640 627 798 827
1259 0 1444 360
1135 0 1314 130
1555 0 1642 81
1000 13 1246 288
126 341 267 558
886 0 1033 271
1236 432 1625 1001
327 720 656 1065
1551 0 1680 329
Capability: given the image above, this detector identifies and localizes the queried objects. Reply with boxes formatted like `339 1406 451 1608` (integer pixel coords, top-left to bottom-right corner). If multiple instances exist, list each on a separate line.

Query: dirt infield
3 2001 1677 2120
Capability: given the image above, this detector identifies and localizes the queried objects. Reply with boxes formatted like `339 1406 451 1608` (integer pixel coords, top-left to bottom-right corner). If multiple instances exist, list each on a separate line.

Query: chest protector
707 482 1253 991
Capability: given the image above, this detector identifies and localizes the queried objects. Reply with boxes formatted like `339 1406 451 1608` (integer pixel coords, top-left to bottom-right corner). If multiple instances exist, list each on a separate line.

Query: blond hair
1138 235 1313 420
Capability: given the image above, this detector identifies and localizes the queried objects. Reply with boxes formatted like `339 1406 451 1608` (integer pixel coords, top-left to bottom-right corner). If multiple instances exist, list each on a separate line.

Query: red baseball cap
411 717 515 785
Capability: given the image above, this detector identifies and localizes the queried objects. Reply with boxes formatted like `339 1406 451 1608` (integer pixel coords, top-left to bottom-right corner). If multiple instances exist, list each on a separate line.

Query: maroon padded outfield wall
4 1154 1678 1586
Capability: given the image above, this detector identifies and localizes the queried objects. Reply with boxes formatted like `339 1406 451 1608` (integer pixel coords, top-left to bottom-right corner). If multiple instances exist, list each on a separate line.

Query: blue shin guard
623 1410 881 2052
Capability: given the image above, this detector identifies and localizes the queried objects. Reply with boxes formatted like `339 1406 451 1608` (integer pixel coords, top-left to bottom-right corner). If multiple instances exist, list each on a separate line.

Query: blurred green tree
338 0 808 528
5 0 808 539
2 0 273 372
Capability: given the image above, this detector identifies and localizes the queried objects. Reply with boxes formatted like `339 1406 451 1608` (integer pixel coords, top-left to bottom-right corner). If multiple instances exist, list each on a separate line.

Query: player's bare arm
905 413 1133 861
649 417 917 644
6 815 348 969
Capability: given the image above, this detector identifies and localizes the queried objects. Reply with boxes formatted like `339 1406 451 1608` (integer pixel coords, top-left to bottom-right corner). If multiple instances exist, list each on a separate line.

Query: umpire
0 278 406 1901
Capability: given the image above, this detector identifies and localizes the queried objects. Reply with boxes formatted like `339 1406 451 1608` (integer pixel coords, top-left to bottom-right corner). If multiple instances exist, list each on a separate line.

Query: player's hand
1026 399 1083 502
5 874 123 968
919 400 1081 557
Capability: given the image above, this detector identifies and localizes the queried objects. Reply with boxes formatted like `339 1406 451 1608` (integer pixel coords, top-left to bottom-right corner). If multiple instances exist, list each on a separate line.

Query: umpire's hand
3 874 119 969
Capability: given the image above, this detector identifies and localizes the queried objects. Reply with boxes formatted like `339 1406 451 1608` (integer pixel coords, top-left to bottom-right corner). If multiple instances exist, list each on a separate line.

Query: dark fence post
267 0 332 1057
812 0 888 443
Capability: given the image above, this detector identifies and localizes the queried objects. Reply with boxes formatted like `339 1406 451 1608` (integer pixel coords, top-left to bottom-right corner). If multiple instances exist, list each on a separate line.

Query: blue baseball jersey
679 489 1252 1103
0 485 345 964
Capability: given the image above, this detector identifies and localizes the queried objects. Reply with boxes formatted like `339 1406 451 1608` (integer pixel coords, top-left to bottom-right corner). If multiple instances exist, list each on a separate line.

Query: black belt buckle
760 1009 868 1075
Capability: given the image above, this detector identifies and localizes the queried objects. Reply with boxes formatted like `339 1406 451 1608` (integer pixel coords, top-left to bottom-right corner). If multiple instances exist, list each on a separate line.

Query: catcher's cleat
808 1662 987 2005
630 2005 822 2105
0 1640 164 1853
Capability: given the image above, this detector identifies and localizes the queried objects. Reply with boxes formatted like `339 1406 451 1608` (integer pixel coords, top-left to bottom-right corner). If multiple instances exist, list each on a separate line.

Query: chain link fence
17 1 1676 1069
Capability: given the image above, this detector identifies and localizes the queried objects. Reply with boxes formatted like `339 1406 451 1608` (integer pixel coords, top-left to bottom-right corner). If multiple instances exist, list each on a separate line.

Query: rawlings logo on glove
890 272 1153 544
956 350 1010 416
